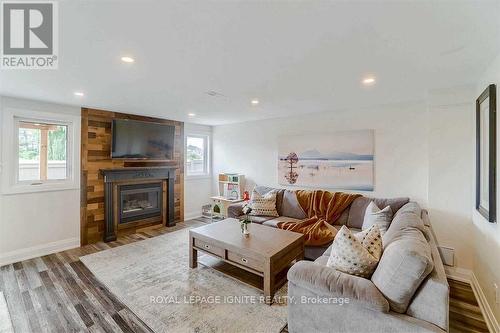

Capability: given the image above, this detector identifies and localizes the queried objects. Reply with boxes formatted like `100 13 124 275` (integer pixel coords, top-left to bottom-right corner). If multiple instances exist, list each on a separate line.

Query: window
186 135 209 177
18 121 68 182
1 108 80 194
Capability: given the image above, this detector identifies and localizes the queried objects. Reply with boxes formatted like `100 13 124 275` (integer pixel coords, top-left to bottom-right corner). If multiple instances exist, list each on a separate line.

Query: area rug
80 228 288 333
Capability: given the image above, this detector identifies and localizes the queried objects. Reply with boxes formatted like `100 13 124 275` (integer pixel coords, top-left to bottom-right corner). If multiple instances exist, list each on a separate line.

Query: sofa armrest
288 261 390 313
227 201 247 218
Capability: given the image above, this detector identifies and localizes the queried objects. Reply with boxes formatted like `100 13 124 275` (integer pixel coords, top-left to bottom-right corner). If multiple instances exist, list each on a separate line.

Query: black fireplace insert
119 183 162 224
101 167 176 242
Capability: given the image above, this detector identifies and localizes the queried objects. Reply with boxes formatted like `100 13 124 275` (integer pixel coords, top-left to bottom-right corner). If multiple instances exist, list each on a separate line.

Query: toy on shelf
243 190 250 201
217 173 245 200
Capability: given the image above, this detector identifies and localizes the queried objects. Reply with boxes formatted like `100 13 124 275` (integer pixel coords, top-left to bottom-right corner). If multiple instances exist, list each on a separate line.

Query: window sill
2 181 79 195
185 174 212 181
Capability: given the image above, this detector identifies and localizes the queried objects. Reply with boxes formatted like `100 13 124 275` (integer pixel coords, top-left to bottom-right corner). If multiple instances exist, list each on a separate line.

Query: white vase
242 222 250 236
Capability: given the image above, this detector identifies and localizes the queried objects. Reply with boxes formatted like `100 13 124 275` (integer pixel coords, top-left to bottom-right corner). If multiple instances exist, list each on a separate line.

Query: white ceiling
1 0 499 125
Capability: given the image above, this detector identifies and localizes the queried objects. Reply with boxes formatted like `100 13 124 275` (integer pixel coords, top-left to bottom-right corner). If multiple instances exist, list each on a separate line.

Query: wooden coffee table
189 218 305 304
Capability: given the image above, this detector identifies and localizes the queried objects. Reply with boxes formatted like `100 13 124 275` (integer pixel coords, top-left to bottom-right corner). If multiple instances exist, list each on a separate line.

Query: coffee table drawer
227 251 263 272
194 238 224 257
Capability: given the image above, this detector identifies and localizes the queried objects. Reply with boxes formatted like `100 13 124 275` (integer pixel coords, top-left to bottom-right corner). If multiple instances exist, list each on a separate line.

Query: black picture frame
476 84 497 222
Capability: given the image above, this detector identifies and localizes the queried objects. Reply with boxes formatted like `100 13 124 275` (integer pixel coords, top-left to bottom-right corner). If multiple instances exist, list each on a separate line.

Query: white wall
0 99 214 265
0 97 81 266
473 52 500 325
184 123 213 219
213 97 479 273
213 102 429 205
427 86 476 270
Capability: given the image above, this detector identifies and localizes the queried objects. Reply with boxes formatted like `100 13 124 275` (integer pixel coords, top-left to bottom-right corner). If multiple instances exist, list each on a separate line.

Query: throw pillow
327 225 382 278
362 201 393 235
355 226 383 260
249 189 279 217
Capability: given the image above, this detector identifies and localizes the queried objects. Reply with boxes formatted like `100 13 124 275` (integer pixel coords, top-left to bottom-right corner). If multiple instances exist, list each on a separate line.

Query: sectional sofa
228 186 449 333
228 186 410 260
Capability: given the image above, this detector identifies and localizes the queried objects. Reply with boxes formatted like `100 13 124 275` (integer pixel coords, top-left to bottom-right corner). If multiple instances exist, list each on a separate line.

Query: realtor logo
1 1 58 69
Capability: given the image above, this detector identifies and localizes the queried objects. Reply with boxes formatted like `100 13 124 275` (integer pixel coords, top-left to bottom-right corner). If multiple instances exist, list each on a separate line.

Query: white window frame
185 134 210 179
1 108 80 194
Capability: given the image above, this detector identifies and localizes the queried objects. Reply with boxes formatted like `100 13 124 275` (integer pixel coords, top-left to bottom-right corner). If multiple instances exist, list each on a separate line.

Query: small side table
210 196 243 222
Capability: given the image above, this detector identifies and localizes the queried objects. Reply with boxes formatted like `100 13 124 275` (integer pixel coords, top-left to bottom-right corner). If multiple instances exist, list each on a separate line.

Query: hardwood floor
0 218 206 333
449 280 490 333
0 218 490 333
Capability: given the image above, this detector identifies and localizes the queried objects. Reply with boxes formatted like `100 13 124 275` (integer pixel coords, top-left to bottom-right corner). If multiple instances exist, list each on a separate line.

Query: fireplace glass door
119 183 162 223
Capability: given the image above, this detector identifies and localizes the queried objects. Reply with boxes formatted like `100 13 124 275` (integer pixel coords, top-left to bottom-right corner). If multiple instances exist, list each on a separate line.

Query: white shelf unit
217 173 245 200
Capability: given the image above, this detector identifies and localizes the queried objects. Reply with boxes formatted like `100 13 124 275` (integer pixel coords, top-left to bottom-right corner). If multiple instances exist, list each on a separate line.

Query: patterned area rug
80 228 288 333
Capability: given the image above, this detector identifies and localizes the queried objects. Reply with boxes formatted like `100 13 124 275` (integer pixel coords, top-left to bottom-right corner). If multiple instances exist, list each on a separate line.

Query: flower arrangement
241 204 252 236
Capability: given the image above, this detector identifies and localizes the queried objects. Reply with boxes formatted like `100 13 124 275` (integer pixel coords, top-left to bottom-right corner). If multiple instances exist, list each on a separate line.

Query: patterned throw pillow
249 189 279 217
354 226 382 260
362 201 393 235
327 225 382 278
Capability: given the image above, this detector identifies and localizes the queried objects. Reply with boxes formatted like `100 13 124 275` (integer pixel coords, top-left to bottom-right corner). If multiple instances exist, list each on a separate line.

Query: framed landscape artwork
278 129 374 191
476 84 497 223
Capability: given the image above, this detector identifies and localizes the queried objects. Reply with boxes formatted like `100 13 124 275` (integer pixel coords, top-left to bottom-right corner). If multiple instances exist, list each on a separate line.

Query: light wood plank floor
0 218 489 333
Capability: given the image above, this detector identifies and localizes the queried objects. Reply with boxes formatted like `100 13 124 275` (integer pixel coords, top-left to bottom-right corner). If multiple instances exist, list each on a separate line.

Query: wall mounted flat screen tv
111 119 175 160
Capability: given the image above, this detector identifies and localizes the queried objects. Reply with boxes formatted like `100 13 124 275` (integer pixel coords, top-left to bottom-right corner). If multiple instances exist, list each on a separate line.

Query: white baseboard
444 267 499 333
184 211 203 221
471 272 500 333
0 237 80 267
445 266 472 283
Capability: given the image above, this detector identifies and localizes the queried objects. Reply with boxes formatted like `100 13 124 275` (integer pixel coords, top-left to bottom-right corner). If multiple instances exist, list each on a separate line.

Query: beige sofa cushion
371 227 434 313
246 216 274 224
406 226 449 331
394 201 422 219
383 202 427 247
288 261 390 313
262 216 301 228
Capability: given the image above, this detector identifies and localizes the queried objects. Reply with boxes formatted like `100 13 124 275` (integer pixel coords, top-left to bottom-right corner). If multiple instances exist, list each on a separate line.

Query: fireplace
119 183 162 224
101 167 176 242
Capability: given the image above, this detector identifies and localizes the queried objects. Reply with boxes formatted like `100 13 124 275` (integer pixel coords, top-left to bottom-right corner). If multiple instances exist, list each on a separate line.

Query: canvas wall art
278 130 374 191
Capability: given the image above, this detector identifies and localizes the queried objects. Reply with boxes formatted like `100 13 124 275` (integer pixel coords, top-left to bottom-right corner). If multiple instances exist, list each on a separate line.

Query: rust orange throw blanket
277 190 361 246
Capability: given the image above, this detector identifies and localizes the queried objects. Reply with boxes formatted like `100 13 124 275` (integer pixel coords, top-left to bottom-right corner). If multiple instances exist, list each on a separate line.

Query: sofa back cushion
382 202 427 247
394 201 422 219
281 190 307 219
371 227 434 313
347 197 409 229
334 209 349 226
405 225 449 331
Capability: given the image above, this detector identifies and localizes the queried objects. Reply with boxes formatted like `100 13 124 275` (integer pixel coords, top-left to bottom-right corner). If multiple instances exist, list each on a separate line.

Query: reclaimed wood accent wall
80 108 184 245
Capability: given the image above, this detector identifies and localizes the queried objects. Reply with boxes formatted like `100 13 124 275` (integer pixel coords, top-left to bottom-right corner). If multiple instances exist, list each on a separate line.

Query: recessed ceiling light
188 113 196 117
362 77 376 85
121 56 135 63
251 99 260 105
74 91 84 97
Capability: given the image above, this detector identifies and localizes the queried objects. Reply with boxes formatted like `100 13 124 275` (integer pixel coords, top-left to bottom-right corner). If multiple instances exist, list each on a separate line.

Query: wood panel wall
80 108 184 245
